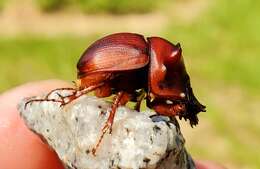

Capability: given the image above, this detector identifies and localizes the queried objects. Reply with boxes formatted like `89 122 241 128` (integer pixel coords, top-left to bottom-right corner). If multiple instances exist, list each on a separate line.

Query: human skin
0 80 225 169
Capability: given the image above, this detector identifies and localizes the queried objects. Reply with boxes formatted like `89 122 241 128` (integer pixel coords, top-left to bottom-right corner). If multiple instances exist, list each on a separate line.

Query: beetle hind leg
92 91 130 155
24 98 63 109
24 83 104 109
57 83 105 106
24 87 77 109
45 87 76 98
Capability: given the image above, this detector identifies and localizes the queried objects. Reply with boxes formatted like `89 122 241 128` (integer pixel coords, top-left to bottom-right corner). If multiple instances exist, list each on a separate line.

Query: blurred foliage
0 36 95 90
165 0 260 95
162 0 260 168
0 0 6 11
76 0 160 14
35 0 67 12
34 0 164 14
1 0 260 168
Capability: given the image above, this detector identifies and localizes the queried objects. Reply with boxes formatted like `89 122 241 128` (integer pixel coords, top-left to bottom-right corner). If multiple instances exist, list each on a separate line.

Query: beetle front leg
146 98 186 117
152 103 186 117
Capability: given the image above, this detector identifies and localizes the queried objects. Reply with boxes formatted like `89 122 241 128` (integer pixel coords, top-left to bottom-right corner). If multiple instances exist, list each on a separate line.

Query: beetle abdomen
77 33 149 78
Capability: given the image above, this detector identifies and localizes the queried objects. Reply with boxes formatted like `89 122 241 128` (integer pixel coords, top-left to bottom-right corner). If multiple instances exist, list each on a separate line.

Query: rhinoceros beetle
26 33 206 155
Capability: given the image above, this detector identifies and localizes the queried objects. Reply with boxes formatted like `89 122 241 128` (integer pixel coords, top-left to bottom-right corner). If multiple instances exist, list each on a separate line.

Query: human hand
0 80 71 169
0 80 225 169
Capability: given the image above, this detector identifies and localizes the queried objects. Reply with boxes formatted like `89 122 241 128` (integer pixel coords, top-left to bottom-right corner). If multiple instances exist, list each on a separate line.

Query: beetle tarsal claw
45 87 77 99
24 98 63 109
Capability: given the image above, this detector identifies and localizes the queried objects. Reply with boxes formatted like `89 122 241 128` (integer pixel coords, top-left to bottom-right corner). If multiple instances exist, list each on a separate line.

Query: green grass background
0 0 260 168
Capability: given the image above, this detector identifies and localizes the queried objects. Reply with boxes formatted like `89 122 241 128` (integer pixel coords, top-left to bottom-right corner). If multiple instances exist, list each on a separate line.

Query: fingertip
0 79 72 169
195 160 226 169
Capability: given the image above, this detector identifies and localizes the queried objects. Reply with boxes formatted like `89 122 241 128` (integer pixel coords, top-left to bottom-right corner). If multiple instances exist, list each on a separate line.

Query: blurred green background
0 0 259 168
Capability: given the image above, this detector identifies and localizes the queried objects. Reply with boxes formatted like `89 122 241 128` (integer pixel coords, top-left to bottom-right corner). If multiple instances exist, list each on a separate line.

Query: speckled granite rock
18 90 195 169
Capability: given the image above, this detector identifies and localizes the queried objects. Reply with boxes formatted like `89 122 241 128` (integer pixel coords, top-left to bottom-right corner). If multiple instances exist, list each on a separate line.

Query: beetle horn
176 42 181 48
170 43 182 61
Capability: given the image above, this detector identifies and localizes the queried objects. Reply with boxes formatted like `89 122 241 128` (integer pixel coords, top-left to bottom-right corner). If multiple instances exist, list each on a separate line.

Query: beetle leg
45 87 76 99
24 87 76 109
152 103 186 117
24 83 104 109
58 83 105 106
92 91 130 155
24 98 63 109
146 98 186 117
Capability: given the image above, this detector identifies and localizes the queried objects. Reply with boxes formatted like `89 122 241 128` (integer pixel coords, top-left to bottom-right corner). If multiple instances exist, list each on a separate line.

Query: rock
18 90 195 169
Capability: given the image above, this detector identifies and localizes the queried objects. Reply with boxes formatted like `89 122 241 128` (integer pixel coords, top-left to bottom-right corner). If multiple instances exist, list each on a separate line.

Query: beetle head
148 37 206 126
166 44 206 126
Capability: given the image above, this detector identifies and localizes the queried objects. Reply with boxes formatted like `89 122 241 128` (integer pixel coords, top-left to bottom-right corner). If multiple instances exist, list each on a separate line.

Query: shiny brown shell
77 33 149 78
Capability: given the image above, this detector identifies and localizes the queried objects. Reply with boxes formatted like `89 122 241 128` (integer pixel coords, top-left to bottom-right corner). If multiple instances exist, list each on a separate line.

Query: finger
0 79 72 109
0 79 73 169
195 160 226 169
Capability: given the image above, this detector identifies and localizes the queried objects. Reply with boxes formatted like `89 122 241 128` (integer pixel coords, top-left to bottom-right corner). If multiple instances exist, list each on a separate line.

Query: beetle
26 32 206 155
